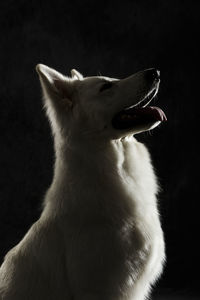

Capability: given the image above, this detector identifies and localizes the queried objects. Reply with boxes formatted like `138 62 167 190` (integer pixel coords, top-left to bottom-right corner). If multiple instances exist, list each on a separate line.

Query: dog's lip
112 87 167 130
125 106 167 121
112 106 167 130
124 87 158 111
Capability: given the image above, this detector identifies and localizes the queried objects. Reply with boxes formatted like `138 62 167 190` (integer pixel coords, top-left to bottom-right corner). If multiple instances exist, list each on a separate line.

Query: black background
0 0 199 298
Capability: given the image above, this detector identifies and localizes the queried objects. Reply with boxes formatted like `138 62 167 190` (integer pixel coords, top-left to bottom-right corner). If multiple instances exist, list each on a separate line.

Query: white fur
0 65 165 300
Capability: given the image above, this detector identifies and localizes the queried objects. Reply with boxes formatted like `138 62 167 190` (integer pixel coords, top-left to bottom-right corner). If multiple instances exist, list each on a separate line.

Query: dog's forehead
76 76 119 98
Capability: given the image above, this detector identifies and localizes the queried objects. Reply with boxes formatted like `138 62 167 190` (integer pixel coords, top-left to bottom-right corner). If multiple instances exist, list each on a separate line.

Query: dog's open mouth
112 88 167 130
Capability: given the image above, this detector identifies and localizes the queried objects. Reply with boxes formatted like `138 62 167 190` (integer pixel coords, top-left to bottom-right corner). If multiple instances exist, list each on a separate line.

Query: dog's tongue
132 106 167 122
112 105 167 130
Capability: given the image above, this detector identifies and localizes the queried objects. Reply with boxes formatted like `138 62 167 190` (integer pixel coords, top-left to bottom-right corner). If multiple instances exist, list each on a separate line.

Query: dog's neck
55 136 127 175
42 135 157 220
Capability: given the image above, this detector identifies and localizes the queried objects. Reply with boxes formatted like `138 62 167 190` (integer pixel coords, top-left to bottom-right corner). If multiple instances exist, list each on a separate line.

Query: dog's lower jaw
42 136 165 300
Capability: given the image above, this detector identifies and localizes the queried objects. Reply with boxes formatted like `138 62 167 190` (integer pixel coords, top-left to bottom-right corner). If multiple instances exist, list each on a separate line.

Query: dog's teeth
121 114 132 120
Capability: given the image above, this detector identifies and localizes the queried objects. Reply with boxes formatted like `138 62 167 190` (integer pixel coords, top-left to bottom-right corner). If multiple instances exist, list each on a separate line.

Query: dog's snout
145 68 160 82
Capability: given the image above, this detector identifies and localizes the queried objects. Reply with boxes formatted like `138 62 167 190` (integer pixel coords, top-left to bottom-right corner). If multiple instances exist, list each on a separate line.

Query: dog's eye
99 82 113 92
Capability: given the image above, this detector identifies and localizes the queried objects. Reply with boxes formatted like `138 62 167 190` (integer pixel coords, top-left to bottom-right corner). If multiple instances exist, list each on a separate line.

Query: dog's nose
145 68 160 82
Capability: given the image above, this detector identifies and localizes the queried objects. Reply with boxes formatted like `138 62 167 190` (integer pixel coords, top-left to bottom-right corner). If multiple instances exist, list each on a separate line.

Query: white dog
0 65 166 300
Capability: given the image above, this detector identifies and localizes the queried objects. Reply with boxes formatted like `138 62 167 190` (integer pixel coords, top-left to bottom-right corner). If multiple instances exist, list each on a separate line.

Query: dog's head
36 64 166 141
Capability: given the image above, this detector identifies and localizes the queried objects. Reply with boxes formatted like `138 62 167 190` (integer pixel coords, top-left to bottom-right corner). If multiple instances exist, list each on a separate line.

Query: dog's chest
113 138 161 243
117 138 158 203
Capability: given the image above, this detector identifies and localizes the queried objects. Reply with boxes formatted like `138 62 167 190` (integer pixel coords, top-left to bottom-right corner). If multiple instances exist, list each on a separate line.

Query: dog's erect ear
71 69 83 80
36 64 73 108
